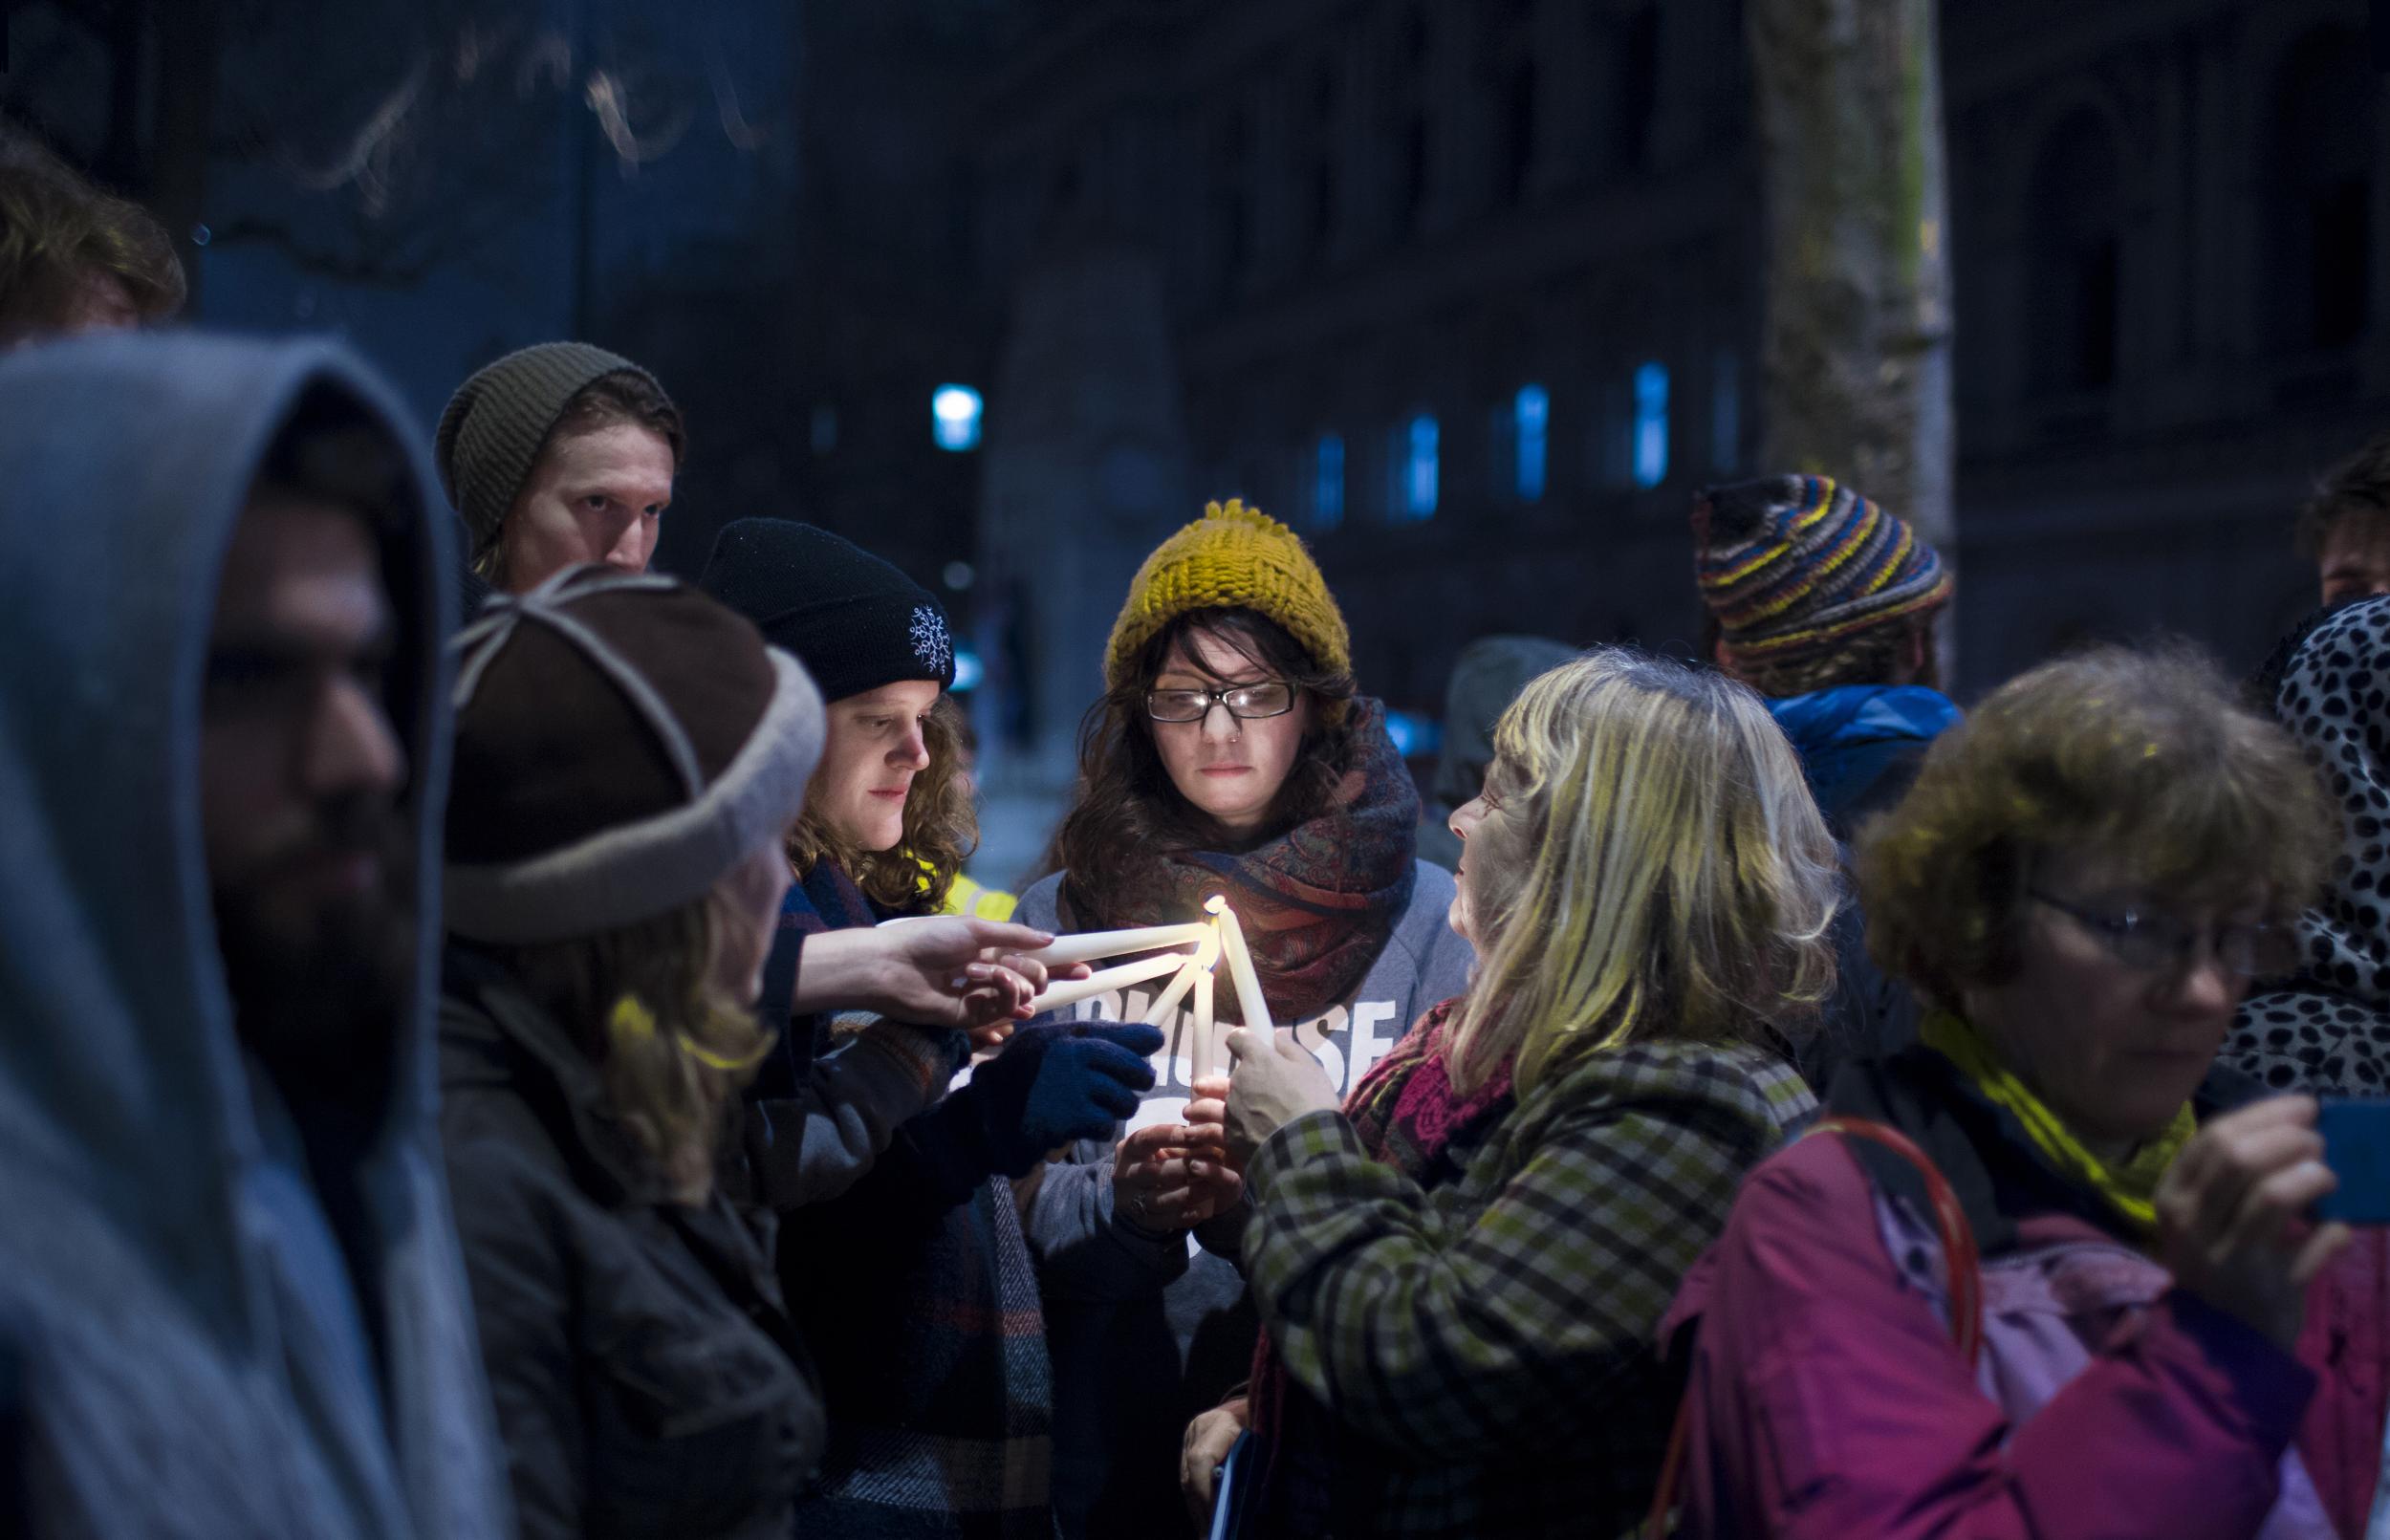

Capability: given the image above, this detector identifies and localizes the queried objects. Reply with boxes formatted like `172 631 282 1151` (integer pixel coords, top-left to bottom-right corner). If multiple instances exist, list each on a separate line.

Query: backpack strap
1640 1116 1984 1536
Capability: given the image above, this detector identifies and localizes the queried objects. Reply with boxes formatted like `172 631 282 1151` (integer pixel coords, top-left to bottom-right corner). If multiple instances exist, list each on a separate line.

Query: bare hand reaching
1181 1395 1249 1526
2153 1095 2351 1351
1222 1027 1338 1169
793 919 1090 1038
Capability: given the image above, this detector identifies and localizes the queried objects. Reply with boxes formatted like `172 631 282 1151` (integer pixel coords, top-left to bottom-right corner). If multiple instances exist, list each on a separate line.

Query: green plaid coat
1242 1038 1816 1538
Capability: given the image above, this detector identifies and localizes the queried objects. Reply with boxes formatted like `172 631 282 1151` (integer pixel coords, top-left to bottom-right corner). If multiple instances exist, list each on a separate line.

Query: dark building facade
960 0 2388 842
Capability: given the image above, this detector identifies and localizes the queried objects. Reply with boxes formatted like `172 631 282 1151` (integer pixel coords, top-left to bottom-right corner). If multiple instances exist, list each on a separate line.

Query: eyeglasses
1143 683 1296 723
2028 890 2299 979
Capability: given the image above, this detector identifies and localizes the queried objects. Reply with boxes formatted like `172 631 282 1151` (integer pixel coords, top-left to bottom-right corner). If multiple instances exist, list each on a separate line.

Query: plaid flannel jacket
1243 1038 1816 1538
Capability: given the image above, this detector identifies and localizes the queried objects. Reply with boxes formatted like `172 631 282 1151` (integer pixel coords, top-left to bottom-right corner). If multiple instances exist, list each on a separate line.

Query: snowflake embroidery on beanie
910 604 953 674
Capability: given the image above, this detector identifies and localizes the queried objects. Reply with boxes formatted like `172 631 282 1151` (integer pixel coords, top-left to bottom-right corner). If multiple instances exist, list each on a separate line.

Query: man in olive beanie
436 341 684 597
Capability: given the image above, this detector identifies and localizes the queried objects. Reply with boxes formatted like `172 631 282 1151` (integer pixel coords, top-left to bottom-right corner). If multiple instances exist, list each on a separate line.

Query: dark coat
439 947 823 1540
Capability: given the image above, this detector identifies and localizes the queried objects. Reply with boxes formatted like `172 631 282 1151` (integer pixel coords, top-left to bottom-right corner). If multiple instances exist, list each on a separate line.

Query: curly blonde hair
1445 648 1842 1095
1858 643 2335 1010
495 890 771 1203
790 693 978 913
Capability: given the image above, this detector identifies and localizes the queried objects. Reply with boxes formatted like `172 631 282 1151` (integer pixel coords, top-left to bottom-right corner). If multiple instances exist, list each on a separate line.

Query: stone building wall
962 0 2388 874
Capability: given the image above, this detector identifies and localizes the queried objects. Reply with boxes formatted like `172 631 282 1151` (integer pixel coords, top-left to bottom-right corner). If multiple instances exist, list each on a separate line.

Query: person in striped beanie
1692 473 1958 837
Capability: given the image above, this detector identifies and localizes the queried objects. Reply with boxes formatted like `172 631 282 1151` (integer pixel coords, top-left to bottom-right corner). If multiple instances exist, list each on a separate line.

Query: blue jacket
1768 684 1961 836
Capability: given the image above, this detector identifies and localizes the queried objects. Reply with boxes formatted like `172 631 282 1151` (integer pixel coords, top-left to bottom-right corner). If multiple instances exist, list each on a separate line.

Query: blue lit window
1381 709 1445 758
1314 434 1345 530
1398 413 1439 519
1633 361 1669 488
1513 383 1548 503
932 384 983 451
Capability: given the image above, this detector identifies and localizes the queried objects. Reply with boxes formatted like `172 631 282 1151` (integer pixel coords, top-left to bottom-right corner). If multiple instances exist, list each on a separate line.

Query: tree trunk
1746 0 1956 660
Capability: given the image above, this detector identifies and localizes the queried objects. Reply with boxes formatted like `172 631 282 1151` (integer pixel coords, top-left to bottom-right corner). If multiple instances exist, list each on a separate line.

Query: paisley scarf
1067 699 1421 1025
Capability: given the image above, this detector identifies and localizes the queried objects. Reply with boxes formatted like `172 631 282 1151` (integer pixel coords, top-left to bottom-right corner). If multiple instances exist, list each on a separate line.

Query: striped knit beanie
1105 499 1350 688
435 341 674 562
1693 474 1951 669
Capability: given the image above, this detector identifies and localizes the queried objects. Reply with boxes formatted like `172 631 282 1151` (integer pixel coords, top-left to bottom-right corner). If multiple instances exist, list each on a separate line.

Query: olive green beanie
434 341 671 561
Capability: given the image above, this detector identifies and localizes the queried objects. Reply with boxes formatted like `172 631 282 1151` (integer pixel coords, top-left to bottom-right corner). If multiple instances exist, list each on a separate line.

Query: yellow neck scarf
1919 1011 2195 1236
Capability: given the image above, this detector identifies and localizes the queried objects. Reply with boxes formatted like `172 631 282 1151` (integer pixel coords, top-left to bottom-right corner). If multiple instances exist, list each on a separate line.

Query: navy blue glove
958 1022 1163 1179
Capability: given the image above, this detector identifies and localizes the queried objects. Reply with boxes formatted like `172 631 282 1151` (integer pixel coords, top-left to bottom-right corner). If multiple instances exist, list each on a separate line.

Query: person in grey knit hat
435 341 683 596
437 565 829 1536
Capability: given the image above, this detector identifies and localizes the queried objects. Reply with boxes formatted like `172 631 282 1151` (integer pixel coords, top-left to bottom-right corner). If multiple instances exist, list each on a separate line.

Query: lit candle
1190 948 1217 1080
1141 924 1222 1028
1028 922 1212 968
1025 949 1189 1016
1205 895 1275 1034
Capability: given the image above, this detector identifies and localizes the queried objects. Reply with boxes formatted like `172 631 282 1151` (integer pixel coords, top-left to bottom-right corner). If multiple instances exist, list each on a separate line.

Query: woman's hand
1114 1120 1244 1231
1223 1028 1338 1170
1181 1395 1249 1525
793 920 1089 1034
2154 1095 2352 1351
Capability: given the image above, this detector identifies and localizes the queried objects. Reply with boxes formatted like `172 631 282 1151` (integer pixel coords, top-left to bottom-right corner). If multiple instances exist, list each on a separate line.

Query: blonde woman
1195 649 1838 1539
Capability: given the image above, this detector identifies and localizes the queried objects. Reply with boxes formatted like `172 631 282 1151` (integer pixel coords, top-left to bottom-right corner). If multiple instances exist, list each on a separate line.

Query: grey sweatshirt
1014 862 1475 1535
0 335 511 1537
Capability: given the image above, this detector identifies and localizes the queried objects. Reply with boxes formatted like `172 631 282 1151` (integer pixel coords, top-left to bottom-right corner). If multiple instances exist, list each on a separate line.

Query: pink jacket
1659 1132 2390 1538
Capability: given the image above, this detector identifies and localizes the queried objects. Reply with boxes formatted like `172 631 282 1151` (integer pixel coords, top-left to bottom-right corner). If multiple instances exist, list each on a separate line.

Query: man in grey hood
0 332 511 1537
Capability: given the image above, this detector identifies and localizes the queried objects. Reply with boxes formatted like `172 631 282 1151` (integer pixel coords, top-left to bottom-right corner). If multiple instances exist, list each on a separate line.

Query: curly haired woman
1016 500 1476 1535
1665 645 2390 1539
701 519 1159 1539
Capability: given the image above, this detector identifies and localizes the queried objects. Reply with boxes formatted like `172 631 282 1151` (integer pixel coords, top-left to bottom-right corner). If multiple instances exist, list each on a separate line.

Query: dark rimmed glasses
2028 890 2299 979
1144 683 1296 723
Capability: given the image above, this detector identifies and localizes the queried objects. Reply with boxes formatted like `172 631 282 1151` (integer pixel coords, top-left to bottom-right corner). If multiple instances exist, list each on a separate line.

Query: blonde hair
495 887 771 1203
1445 649 1842 1095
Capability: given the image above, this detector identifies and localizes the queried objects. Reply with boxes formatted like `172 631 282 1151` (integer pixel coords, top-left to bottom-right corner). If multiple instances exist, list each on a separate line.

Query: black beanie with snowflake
696 518 955 704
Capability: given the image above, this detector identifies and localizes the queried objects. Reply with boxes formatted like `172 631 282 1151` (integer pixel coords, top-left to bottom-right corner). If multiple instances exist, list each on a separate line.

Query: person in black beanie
700 517 1162 1538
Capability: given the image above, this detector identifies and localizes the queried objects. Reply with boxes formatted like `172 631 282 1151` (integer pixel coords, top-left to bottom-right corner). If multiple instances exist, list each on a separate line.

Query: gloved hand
956 1022 1163 1178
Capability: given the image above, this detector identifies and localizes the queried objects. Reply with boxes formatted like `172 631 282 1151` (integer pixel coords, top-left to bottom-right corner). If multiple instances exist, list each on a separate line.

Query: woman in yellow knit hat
1017 500 1476 1537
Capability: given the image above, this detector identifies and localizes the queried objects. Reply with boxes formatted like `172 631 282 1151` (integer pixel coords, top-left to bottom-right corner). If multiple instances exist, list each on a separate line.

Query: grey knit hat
443 567 824 945
434 341 674 560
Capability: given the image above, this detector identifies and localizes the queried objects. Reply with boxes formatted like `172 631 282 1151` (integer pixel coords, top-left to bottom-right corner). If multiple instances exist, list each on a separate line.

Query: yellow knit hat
1105 499 1352 688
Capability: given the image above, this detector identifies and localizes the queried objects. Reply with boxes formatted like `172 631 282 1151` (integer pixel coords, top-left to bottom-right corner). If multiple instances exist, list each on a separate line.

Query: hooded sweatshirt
0 333 511 1538
2230 595 2390 1097
1765 683 1960 838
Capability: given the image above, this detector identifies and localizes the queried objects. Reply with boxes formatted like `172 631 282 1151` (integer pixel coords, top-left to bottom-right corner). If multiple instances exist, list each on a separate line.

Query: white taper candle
1190 951 1218 1080
1028 922 1212 968
1025 948 1189 1016
1205 896 1275 1034
1141 924 1223 1028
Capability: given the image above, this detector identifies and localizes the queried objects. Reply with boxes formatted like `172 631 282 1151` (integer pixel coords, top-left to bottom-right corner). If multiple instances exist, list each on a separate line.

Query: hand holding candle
1222 1024 1337 1167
